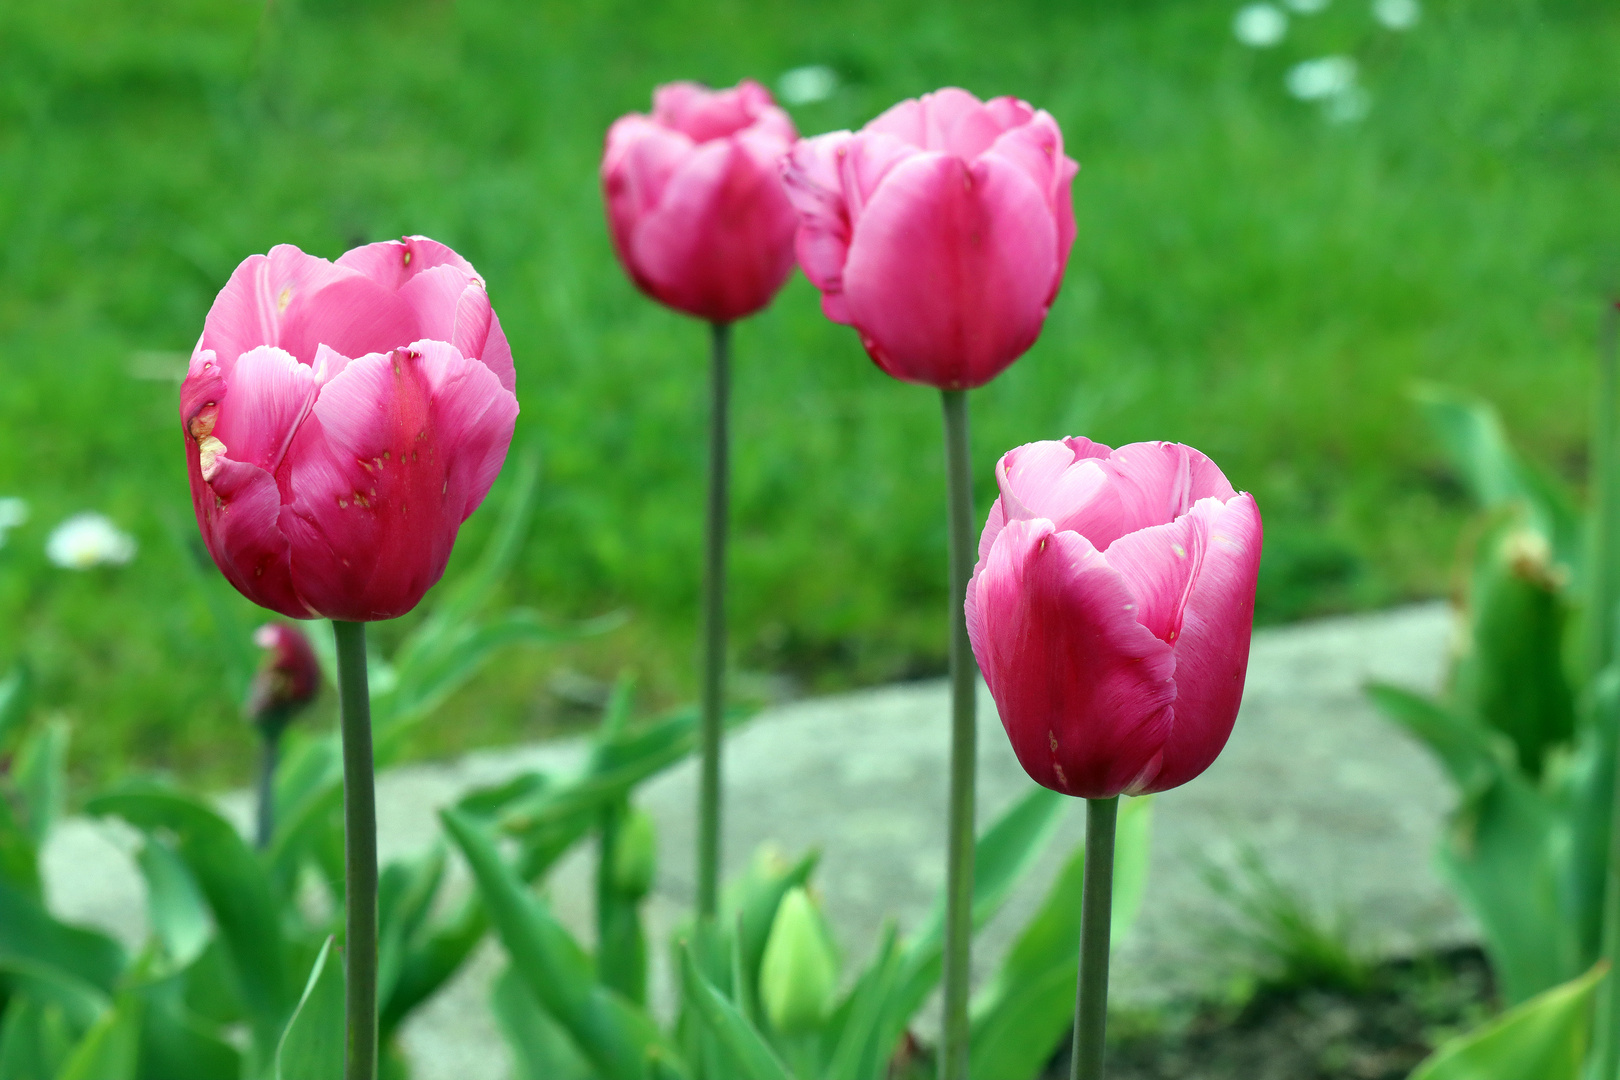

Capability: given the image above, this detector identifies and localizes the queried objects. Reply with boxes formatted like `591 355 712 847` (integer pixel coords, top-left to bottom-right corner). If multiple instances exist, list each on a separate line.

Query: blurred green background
0 0 1615 786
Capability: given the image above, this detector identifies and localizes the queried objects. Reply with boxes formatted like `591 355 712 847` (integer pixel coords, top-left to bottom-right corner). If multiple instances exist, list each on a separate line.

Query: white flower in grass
1373 0 1420 29
46 513 136 569
1233 3 1287 46
0 498 27 548
777 65 838 106
1286 0 1331 12
1287 55 1358 100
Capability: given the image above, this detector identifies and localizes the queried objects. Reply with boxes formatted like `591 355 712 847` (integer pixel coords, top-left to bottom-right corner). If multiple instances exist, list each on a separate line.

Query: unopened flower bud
611 807 657 899
246 622 320 735
759 887 839 1035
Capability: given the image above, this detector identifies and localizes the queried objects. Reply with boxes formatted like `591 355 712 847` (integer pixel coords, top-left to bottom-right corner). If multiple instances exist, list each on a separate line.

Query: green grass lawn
1 0 1615 786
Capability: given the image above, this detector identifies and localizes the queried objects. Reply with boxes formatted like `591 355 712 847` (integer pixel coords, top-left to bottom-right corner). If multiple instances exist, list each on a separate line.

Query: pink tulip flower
602 79 800 323
781 87 1078 390
967 438 1263 799
181 237 519 622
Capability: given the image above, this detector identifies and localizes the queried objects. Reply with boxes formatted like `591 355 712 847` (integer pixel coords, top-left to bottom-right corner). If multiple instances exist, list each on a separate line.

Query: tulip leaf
491 966 594 1080
1410 962 1605 1080
0 877 124 996
441 807 673 1080
134 838 211 973
0 792 43 899
54 997 139 1080
274 937 344 1080
0 959 109 1034
0 997 76 1080
820 924 903 1080
13 719 68 847
1367 683 1505 798
0 664 31 751
678 946 792 1080
87 786 288 1050
377 846 448 1008
133 974 241 1080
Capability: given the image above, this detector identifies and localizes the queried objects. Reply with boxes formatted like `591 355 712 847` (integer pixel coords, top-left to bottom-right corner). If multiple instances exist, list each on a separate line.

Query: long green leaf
1410 962 1605 1080
88 787 288 1048
441 808 670 1080
13 720 68 847
0 878 124 995
54 998 139 1080
0 665 31 751
275 938 344 1080
0 998 75 1080
0 960 109 1034
134 838 211 973
491 966 594 1080
1367 683 1505 797
133 975 240 1080
678 946 791 1080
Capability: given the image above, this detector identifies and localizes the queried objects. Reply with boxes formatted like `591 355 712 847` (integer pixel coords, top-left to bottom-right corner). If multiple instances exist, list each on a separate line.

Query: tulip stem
333 620 378 1080
1592 300 1620 1080
1072 796 1119 1080
940 388 978 1080
697 320 731 920
253 731 279 850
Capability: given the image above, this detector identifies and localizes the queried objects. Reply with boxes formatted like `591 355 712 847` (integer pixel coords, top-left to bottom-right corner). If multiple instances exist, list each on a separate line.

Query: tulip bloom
602 79 800 322
782 87 1077 390
181 237 519 623
247 622 321 730
967 438 1263 799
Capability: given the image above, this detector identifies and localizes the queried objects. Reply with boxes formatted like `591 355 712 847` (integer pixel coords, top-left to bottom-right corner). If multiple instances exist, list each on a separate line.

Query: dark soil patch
1041 948 1495 1080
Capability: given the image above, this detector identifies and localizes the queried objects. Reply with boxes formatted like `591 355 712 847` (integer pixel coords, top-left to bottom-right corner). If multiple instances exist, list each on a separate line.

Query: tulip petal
209 346 318 475
279 341 516 621
1101 501 1219 644
782 132 855 313
189 454 306 619
1147 493 1263 792
995 440 1110 531
336 236 479 292
278 271 421 370
983 109 1080 291
1064 442 1239 551
971 518 1176 798
200 245 351 374
652 79 786 143
841 151 1059 388
604 117 695 231
629 137 799 322
866 87 1002 156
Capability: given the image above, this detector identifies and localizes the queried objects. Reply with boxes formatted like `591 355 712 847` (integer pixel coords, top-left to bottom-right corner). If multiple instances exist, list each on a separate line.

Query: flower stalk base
334 620 378 1080
1072 796 1119 1080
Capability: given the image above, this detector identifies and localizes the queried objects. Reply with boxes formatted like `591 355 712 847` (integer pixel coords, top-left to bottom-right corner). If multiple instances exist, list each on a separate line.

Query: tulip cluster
181 74 1261 1080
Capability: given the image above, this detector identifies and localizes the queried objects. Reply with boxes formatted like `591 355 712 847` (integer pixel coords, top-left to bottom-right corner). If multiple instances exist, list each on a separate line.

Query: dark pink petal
840 151 1059 388
211 346 318 474
650 79 789 143
200 245 350 374
279 341 517 621
189 454 307 619
1145 493 1263 792
629 138 799 322
603 117 694 224
278 271 420 369
971 518 1176 798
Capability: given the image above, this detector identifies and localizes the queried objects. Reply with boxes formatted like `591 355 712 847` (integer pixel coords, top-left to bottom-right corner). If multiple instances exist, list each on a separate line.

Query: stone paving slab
42 602 1463 1080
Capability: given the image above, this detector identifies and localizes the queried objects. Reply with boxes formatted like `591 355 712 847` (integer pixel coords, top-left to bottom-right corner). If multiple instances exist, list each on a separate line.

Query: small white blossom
777 65 838 106
1373 0 1420 29
1286 55 1358 100
0 498 27 549
1233 4 1288 46
46 513 137 570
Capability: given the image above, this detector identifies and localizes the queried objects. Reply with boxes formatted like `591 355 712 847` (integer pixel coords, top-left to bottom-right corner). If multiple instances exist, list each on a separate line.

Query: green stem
697 320 731 919
253 730 279 851
334 621 378 1080
940 388 977 1080
1594 301 1620 1080
1589 302 1620 679
1072 796 1119 1080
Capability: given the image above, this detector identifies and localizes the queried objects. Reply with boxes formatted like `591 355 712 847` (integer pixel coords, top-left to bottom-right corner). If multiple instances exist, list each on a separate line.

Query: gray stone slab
41 602 1463 1080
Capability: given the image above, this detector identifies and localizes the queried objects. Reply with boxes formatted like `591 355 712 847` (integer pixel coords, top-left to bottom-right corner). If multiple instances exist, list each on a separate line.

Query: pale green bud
759 887 839 1034
611 808 657 898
